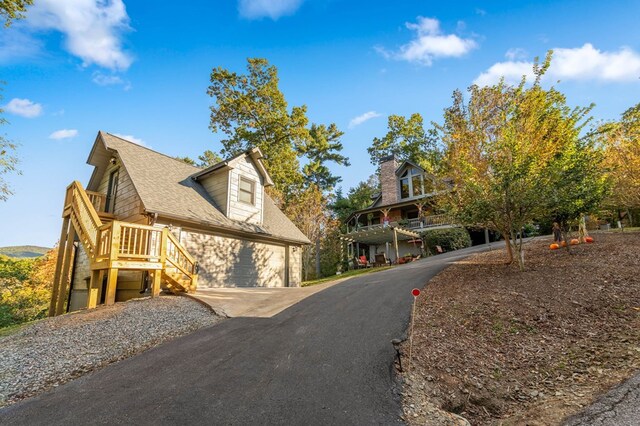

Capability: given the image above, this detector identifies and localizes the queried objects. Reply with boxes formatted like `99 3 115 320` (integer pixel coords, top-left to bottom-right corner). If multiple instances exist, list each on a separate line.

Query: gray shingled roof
99 132 310 245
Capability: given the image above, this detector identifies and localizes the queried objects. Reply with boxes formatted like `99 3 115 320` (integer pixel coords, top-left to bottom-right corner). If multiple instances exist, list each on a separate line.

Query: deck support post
152 270 162 296
105 268 118 305
49 217 70 317
87 270 101 309
55 225 77 316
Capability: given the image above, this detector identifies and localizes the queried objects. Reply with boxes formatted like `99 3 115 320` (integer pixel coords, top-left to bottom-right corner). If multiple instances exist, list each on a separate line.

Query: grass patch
302 266 393 287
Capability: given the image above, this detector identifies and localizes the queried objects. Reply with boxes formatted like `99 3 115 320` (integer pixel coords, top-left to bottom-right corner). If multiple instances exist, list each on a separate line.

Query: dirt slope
402 232 640 425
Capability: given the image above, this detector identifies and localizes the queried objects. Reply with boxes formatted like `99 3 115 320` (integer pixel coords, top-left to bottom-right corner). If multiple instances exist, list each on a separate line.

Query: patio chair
374 253 391 267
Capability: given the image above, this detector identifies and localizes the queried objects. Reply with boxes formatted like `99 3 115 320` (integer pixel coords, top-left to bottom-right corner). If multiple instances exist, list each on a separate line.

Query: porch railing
349 214 455 233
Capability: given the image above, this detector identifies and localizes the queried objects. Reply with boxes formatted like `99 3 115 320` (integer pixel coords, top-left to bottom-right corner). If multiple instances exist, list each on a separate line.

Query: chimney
379 155 398 206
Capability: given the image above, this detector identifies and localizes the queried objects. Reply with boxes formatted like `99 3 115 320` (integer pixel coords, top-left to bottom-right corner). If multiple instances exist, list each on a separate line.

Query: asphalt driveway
0 244 496 425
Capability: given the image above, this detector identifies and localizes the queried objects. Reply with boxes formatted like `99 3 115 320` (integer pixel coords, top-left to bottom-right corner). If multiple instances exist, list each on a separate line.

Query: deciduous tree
368 113 441 173
436 52 594 269
0 0 32 26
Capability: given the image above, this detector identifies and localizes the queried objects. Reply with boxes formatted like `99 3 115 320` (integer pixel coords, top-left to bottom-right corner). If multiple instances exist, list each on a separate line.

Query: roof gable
85 131 309 244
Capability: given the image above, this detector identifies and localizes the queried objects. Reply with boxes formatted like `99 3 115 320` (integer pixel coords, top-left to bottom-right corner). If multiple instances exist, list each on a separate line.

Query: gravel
0 295 221 407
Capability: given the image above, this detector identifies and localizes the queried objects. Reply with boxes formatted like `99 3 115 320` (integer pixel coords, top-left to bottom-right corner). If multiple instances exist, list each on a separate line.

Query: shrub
421 227 472 252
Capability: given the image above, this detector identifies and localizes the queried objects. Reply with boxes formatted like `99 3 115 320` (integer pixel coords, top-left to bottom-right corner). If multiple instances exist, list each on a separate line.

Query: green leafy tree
0 249 55 328
175 150 224 168
207 58 309 198
601 102 640 214
331 175 379 224
545 136 608 242
0 0 32 26
198 149 223 167
436 52 594 270
368 113 441 173
298 123 350 192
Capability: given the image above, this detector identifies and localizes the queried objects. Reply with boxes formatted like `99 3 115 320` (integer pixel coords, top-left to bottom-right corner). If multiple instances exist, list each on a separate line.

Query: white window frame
238 176 256 205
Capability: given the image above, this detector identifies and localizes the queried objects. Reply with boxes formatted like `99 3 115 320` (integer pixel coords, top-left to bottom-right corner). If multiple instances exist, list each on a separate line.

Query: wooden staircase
49 181 198 316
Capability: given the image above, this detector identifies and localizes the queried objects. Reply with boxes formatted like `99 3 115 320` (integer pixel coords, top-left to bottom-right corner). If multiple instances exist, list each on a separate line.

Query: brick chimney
379 155 398 206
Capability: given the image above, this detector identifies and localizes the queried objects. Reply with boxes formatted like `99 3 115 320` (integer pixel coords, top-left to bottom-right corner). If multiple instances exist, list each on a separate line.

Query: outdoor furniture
353 256 371 269
374 253 391 267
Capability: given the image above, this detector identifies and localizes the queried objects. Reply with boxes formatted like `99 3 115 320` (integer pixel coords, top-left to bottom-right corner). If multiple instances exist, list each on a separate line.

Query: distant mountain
0 246 52 258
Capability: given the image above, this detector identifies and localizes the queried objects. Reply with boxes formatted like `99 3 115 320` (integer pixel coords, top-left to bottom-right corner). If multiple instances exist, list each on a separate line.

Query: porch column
356 242 360 258
393 228 399 262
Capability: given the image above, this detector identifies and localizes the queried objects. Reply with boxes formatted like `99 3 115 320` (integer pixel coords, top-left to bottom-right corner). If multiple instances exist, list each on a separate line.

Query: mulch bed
401 232 640 425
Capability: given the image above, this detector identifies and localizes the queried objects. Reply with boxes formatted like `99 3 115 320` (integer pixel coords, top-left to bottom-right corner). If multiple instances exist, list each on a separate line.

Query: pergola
341 224 421 261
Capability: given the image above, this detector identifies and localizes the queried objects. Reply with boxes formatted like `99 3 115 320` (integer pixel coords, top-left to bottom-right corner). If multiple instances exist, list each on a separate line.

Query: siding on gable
227 157 263 225
96 157 147 224
199 170 229 215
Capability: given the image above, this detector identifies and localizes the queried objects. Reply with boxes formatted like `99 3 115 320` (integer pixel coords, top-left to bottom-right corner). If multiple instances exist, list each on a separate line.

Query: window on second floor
399 167 427 199
238 176 256 205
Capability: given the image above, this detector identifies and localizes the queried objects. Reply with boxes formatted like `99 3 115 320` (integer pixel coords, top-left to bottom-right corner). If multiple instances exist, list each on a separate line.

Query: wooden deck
49 181 198 316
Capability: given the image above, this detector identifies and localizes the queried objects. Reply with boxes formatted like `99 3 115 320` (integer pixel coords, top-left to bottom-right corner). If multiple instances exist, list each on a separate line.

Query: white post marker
408 288 421 374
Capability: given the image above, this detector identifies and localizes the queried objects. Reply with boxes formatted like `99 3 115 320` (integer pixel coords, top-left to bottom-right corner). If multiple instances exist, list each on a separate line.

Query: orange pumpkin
561 241 567 247
570 239 580 245
585 236 594 243
550 243 560 250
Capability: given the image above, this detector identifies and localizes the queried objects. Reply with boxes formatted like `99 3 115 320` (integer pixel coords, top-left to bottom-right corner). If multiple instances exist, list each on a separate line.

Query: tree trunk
511 230 525 271
315 238 321 278
504 237 513 264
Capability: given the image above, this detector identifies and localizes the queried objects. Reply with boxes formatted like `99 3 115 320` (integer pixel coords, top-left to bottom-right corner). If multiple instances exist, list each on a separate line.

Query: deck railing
65 181 103 254
349 214 455 233
86 190 107 213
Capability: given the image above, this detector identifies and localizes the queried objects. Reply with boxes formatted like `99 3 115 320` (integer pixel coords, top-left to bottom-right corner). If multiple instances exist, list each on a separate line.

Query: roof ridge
102 131 204 171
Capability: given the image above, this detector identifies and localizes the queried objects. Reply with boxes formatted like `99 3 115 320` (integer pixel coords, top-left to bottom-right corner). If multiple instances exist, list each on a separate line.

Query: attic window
238 176 255 205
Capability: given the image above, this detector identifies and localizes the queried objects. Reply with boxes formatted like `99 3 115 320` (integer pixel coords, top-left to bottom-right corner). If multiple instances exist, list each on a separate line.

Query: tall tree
207 58 308 198
175 150 223 168
436 52 594 270
601 102 640 213
283 185 330 280
0 0 32 26
330 175 380 224
545 136 608 242
298 123 350 192
368 113 441 173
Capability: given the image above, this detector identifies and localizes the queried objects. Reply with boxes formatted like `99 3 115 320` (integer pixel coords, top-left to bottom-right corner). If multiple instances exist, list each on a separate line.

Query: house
342 155 458 263
49 131 310 316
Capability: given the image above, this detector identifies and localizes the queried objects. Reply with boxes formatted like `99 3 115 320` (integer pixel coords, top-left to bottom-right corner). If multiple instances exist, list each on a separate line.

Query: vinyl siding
199 171 229 215
227 157 263 224
96 157 147 224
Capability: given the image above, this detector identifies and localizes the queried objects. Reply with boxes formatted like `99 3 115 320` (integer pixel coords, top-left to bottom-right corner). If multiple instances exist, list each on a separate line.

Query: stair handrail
65 181 103 253
165 230 197 278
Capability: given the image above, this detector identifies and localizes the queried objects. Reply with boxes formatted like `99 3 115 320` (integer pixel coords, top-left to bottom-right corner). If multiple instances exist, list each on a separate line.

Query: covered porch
341 224 422 266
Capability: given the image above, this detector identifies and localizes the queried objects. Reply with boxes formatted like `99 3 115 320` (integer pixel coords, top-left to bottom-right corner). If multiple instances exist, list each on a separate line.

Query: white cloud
474 44 640 86
92 71 124 86
4 98 43 118
349 111 382 129
379 17 477 66
28 0 133 70
49 129 78 140
505 48 527 61
0 27 43 63
238 0 303 20
112 133 146 147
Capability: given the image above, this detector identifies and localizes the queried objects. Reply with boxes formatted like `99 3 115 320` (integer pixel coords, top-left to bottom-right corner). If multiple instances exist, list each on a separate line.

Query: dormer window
238 176 255 205
399 167 426 199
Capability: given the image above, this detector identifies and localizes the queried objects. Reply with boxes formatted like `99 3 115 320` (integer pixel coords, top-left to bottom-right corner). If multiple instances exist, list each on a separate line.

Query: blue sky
1 0 639 247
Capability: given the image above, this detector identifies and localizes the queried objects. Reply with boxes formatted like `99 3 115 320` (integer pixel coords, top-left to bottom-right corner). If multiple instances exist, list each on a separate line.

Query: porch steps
49 181 198 316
